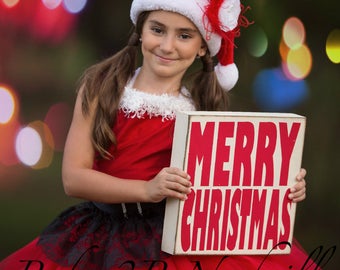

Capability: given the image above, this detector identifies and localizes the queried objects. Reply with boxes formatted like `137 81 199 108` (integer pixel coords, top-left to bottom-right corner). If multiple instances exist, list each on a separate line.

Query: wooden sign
162 111 306 255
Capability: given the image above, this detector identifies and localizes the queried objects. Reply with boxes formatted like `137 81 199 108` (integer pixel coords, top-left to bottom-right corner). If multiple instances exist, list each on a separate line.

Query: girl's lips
156 54 176 63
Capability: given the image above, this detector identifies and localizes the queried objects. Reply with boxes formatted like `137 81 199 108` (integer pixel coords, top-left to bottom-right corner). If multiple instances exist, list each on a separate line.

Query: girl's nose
160 35 175 52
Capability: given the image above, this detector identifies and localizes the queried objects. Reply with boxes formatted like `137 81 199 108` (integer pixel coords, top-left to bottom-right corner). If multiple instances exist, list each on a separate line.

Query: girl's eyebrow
148 19 199 33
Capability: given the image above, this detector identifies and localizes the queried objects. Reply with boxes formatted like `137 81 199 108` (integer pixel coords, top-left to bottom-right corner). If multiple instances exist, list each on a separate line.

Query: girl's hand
146 167 192 202
288 168 307 202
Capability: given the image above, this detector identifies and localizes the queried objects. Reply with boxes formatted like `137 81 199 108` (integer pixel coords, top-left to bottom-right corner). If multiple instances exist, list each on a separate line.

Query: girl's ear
198 43 208 57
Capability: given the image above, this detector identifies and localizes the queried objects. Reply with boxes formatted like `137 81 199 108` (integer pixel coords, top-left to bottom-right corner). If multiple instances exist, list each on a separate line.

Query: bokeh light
253 68 309 111
15 126 43 167
279 38 289 62
0 85 17 124
0 85 20 166
326 29 340 64
0 120 20 166
247 25 268 58
6 119 55 169
63 0 87 14
30 0 76 43
42 0 62 10
282 17 305 50
0 0 77 44
279 17 313 81
285 44 313 80
27 121 54 169
2 0 20 8
44 102 72 151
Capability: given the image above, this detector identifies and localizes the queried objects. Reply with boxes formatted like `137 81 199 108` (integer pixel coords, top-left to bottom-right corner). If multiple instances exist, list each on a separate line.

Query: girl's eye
151 26 164 34
179 33 192 40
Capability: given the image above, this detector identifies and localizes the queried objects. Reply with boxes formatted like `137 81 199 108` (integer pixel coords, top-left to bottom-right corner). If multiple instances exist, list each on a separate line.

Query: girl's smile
155 54 177 63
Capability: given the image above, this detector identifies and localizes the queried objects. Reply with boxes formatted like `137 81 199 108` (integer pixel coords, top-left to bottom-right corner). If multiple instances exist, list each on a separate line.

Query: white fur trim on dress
120 86 195 121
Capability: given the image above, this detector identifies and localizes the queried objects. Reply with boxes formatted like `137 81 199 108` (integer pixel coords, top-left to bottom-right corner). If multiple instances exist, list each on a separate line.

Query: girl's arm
62 88 191 203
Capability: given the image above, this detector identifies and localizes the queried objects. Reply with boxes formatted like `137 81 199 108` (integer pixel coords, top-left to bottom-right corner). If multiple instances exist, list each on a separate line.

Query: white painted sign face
162 111 306 255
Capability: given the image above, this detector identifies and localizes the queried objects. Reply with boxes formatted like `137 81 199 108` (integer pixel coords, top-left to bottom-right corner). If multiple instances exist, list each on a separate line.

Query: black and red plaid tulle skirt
0 201 321 270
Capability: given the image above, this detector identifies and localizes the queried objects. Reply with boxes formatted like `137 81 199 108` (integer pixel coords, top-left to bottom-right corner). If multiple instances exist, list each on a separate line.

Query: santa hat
130 0 244 91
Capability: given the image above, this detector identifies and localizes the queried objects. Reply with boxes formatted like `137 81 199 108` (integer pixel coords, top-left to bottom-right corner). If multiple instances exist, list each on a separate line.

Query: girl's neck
132 67 182 96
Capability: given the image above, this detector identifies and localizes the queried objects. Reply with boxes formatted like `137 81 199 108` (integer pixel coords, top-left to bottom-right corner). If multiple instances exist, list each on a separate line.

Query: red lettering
263 189 280 249
248 189 267 249
254 122 277 186
180 118 302 254
220 189 231 251
187 122 214 186
238 189 252 249
279 122 301 186
279 189 293 248
192 189 210 251
206 189 222 250
213 122 234 186
232 122 254 186
181 190 195 252
227 189 241 250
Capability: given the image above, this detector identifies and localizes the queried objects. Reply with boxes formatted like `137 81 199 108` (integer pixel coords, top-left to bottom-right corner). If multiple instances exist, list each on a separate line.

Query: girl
0 0 317 269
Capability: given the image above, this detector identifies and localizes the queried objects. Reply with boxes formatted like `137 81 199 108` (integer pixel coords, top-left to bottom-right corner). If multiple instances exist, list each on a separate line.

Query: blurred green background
0 0 339 269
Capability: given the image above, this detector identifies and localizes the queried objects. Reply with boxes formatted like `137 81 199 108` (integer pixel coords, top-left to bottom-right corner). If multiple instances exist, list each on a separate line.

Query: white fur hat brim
130 0 221 56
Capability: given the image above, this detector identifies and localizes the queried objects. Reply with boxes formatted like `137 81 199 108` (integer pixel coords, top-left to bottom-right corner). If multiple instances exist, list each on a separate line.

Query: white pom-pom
219 0 241 32
215 63 239 91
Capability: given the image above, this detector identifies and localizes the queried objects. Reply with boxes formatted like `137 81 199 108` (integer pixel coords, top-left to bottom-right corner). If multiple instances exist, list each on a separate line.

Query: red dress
0 84 320 270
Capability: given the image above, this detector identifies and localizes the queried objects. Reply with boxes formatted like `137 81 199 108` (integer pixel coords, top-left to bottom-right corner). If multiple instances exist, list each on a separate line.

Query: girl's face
140 10 206 81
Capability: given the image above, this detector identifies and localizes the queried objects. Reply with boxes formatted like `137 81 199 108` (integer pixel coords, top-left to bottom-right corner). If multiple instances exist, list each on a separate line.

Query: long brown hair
78 11 229 159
